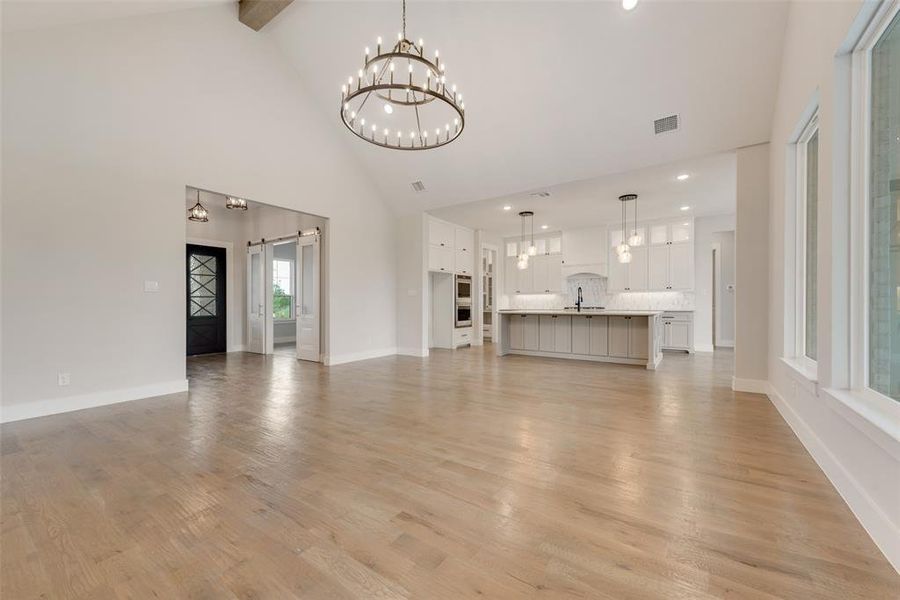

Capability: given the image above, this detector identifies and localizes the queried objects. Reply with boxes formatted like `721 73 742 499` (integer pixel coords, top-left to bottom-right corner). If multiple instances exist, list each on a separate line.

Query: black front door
186 244 226 355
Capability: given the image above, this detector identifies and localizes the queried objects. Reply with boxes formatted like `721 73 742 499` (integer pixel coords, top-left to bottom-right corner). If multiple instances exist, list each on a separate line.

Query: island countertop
498 309 663 317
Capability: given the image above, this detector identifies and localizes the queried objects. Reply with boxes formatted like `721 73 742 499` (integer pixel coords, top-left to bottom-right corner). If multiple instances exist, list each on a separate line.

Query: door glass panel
534 238 547 255
301 245 314 316
548 236 562 254
650 224 668 245
506 241 518 257
610 229 623 248
250 252 261 315
189 253 217 316
868 11 900 399
671 222 692 242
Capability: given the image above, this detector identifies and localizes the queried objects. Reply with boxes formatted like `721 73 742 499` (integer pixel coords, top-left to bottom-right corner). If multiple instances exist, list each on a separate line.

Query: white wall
766 0 899 571
693 214 736 351
1 3 397 421
734 143 770 387
395 213 427 356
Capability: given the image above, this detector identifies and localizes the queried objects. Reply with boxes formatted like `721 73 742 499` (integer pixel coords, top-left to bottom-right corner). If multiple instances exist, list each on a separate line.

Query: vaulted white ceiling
267 1 788 214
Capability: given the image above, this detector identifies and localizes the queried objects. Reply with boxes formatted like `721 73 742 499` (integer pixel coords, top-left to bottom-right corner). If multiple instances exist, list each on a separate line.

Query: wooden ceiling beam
238 0 294 32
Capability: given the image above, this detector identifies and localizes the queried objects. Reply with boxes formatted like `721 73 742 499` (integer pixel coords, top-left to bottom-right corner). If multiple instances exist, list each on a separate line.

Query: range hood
562 262 607 279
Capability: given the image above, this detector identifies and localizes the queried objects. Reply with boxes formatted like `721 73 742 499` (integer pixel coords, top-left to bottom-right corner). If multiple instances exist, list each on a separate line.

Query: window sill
780 357 818 393
823 387 900 451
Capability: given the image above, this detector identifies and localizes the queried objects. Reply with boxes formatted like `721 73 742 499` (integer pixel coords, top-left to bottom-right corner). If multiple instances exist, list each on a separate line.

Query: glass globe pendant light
517 210 534 270
623 194 642 246
616 195 630 262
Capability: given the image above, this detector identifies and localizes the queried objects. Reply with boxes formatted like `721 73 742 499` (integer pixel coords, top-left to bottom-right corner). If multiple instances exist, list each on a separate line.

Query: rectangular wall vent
411 180 426 192
654 114 680 135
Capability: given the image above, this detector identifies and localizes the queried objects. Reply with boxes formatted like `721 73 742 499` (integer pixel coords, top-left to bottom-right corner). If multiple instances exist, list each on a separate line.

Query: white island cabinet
498 309 663 369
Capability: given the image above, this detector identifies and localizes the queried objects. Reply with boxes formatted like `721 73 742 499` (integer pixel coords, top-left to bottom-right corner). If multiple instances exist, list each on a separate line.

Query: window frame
795 113 820 374
272 257 295 321
849 0 900 404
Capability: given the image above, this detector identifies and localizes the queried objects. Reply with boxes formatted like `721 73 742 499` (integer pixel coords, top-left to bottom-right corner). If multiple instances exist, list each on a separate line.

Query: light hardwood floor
2 346 897 599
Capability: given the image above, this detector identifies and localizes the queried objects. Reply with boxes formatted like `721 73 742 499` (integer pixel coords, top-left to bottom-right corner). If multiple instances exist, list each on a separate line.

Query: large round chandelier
339 0 465 150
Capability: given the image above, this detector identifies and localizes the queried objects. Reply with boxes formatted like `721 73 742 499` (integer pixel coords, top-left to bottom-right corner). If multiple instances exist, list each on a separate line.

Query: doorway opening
481 245 497 342
711 230 735 350
185 186 327 363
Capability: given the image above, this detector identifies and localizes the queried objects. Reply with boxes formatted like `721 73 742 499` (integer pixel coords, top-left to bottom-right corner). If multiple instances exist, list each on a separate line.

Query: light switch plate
144 280 160 293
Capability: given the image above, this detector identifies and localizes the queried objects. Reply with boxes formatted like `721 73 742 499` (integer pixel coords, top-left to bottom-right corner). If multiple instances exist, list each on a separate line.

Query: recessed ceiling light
676 173 690 181
541 224 549 230
680 205 691 211
503 205 512 211
622 0 638 10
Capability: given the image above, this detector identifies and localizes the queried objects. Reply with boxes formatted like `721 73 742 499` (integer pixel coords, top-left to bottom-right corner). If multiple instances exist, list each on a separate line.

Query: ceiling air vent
654 114 680 135
411 180 426 192
530 191 551 198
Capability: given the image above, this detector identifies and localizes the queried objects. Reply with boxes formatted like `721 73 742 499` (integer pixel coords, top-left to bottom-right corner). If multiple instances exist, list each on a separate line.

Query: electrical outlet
57 372 71 386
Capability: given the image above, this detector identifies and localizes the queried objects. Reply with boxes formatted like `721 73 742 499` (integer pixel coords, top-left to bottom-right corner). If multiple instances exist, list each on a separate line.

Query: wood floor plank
1 345 897 599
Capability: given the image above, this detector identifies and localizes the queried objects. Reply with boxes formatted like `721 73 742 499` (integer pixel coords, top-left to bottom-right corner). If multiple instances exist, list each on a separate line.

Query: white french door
246 244 267 354
295 233 320 362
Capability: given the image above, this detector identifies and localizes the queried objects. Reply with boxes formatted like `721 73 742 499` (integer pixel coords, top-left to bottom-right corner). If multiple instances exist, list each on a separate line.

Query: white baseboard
273 337 296 345
396 347 428 357
732 377 770 394
693 343 715 353
1 379 189 424
767 385 900 573
324 347 398 366
716 340 735 348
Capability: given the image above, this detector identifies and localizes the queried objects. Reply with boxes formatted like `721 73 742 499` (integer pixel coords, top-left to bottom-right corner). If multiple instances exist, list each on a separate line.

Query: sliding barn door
246 244 266 354
295 234 320 362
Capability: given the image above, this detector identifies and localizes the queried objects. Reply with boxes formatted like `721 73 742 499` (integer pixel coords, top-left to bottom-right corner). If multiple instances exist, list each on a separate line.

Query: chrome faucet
576 286 583 312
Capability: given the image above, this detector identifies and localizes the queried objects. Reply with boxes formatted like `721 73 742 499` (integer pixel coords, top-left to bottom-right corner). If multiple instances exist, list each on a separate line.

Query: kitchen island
497 309 663 369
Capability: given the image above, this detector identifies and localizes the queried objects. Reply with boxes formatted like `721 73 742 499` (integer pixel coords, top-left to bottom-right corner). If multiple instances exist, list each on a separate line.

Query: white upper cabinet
503 232 563 295
454 226 474 253
607 240 649 292
532 255 563 294
649 224 668 245
671 221 692 243
427 217 474 275
610 217 694 292
428 218 454 248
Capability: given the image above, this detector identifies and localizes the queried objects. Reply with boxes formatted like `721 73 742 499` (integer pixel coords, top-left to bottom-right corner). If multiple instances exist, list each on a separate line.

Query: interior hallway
2 347 897 598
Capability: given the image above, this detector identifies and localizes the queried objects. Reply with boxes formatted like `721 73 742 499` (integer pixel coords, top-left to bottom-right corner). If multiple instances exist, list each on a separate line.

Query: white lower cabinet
570 315 608 356
522 315 540 350
453 327 473 348
608 316 648 359
539 315 572 353
510 313 650 361
509 314 524 349
510 314 540 351
661 311 693 351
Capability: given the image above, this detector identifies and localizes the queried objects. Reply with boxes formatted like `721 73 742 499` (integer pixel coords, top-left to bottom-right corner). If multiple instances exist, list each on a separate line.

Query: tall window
868 9 900 399
796 114 819 368
273 259 293 320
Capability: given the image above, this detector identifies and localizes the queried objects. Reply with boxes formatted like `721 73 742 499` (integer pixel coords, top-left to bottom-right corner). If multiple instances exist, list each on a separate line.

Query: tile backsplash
502 276 695 311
